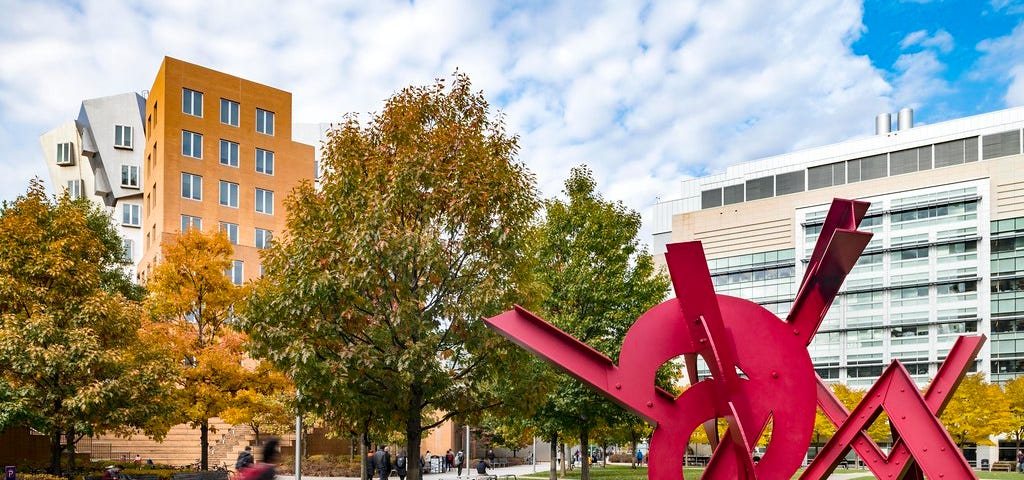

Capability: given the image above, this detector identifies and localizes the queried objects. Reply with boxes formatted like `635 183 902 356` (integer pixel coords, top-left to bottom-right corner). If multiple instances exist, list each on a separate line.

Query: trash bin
980 458 990 470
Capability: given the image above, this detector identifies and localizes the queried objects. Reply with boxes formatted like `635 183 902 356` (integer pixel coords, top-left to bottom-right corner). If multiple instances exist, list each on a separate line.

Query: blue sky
0 0 1022 241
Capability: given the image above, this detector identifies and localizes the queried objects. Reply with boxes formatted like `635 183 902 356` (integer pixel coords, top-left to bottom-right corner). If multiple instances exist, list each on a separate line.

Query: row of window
182 131 275 174
180 173 275 213
182 88 275 135
178 217 272 248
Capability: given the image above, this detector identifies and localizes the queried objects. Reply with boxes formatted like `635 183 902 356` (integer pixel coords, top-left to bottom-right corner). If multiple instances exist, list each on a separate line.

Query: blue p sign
5 466 14 480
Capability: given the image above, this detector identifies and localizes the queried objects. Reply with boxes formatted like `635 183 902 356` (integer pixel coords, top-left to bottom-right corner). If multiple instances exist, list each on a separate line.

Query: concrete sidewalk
280 461 551 480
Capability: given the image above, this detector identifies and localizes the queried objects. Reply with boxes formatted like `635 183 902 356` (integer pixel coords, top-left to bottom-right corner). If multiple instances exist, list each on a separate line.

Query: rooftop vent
875 113 892 135
898 107 914 131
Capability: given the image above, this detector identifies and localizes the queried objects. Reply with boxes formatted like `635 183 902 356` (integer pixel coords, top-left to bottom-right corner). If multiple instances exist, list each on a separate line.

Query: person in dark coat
476 458 489 475
395 450 408 480
373 445 392 480
254 438 281 480
236 446 254 470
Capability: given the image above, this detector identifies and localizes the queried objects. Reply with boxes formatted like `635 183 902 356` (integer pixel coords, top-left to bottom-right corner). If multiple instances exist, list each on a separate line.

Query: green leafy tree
244 72 541 480
0 181 178 474
529 166 671 480
941 372 1013 447
147 228 248 470
221 362 295 445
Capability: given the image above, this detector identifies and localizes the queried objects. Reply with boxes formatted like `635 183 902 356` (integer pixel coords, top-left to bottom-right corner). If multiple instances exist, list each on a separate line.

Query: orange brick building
139 57 314 282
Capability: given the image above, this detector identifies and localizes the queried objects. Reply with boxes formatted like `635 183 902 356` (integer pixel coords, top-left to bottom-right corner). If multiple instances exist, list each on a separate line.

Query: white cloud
976 22 1024 107
0 0 900 244
901 29 954 53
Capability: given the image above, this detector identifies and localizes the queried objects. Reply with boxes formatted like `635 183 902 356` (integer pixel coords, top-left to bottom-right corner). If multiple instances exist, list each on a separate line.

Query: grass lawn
521 464 1018 479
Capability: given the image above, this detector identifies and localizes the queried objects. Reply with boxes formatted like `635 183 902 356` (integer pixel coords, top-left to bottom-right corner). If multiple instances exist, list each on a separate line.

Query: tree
1004 376 1024 449
0 181 178 474
244 72 542 480
147 228 247 470
221 362 296 445
831 383 890 444
528 166 671 480
941 373 1013 447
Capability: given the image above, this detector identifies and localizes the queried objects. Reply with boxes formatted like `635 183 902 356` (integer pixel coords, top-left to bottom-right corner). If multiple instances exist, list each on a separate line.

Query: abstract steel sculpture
485 199 983 480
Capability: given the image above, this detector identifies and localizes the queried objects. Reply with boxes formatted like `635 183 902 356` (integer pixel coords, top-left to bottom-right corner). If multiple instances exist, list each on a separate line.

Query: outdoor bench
171 471 229 480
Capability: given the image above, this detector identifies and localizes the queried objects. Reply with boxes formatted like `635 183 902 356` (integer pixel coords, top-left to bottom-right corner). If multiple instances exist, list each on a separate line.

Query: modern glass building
653 106 1024 390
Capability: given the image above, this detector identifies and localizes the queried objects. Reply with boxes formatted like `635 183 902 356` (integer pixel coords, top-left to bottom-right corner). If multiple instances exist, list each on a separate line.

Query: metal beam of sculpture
484 199 982 479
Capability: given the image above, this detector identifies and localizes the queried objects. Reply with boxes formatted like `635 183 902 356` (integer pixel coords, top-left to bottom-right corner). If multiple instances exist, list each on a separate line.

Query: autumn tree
147 228 247 470
221 362 295 445
941 373 1013 447
528 166 671 480
1004 375 1024 449
244 72 542 480
0 181 178 474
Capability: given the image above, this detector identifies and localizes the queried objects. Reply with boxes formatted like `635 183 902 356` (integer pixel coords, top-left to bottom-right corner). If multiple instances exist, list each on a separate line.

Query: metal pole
532 437 537 473
295 391 302 480
465 425 471 479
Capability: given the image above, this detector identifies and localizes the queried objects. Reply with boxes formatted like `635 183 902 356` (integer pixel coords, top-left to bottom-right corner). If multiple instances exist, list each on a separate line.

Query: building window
256 108 274 135
182 130 203 158
255 148 274 175
226 260 244 285
255 188 274 214
182 88 203 117
255 228 272 249
220 139 239 167
56 142 74 165
121 165 140 188
66 180 83 199
181 214 202 232
113 125 133 149
219 222 239 244
122 239 134 262
219 181 239 208
122 204 141 227
220 98 239 127
181 173 202 200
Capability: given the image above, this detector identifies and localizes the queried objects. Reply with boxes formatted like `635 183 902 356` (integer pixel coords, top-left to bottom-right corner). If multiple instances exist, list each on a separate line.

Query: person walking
445 449 454 472
395 450 408 480
455 450 465 478
235 446 254 471
237 438 280 480
373 445 392 480
1017 449 1023 472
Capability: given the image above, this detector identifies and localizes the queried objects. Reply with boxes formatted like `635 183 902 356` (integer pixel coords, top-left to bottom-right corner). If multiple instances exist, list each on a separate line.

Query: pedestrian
238 438 280 480
134 455 141 466
1017 449 1023 472
445 449 454 472
476 458 489 476
636 449 643 467
486 448 495 463
395 450 408 480
367 451 376 480
373 445 392 480
236 446 254 471
423 451 432 474
455 450 465 478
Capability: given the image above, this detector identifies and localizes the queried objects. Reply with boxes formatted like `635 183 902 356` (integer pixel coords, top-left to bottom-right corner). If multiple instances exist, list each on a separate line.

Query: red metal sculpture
485 199 983 479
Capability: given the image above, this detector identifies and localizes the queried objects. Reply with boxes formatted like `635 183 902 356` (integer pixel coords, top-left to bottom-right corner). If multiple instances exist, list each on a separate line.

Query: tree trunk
200 418 209 470
50 430 63 474
360 431 369 480
630 432 637 469
405 393 424 480
548 434 557 480
66 429 77 478
254 426 261 447
601 441 608 467
559 443 566 476
580 426 590 480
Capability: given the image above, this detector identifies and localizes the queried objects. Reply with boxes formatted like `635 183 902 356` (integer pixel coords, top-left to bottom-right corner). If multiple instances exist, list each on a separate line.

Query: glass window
114 125 133 149
220 98 239 127
182 130 203 158
122 239 134 262
66 180 83 199
226 260 244 285
56 142 74 165
219 222 239 244
121 165 140 188
255 228 272 249
256 108 275 135
182 88 203 117
181 173 202 200
220 139 239 167
219 181 239 208
255 188 273 214
256 148 274 175
122 204 140 227
180 214 202 232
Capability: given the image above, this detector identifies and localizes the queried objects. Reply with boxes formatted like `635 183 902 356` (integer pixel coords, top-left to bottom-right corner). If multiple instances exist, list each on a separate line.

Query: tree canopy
0 181 177 473
527 166 671 480
940 372 1013 447
244 72 542 480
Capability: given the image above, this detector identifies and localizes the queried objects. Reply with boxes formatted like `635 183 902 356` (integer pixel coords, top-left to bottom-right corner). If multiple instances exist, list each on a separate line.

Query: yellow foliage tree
941 372 1013 447
221 362 295 445
1004 375 1024 449
147 229 247 470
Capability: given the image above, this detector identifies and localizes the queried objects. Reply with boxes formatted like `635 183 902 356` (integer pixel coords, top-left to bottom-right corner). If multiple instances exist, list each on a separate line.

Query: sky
1 0 1023 244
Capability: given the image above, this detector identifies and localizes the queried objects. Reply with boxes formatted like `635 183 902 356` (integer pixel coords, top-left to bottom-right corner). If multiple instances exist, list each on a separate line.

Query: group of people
233 439 281 480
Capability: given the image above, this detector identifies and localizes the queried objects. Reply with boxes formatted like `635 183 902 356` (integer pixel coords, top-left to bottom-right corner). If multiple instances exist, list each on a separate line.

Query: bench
171 471 229 480
990 461 1015 472
130 475 160 480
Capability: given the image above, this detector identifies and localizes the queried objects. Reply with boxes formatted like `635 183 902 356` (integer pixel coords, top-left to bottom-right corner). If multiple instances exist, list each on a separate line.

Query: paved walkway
279 462 873 480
